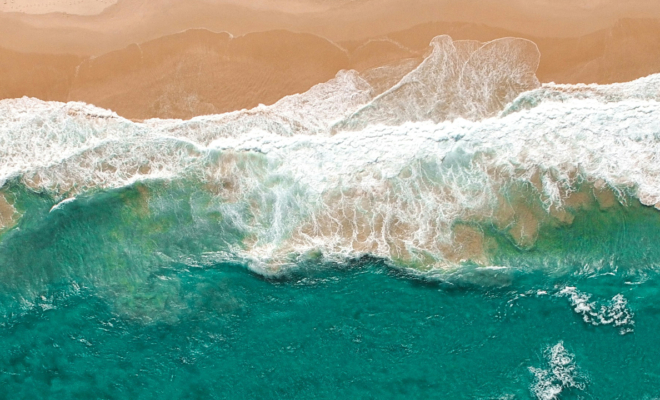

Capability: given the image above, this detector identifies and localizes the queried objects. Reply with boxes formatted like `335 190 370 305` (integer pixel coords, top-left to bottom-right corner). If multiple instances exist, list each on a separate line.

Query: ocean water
2 35 660 399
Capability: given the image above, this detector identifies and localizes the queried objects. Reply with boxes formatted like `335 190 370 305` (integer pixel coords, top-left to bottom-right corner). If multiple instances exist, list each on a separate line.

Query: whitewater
2 36 660 272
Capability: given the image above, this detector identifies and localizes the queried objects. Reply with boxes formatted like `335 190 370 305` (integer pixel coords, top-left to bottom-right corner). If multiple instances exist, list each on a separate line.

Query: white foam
503 73 660 117
334 36 540 132
2 94 660 269
144 68 374 142
2 36 660 271
50 197 76 212
558 287 634 334
529 342 586 400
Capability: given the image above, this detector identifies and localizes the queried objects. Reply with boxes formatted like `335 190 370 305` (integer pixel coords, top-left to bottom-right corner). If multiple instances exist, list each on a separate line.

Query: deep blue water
2 261 660 399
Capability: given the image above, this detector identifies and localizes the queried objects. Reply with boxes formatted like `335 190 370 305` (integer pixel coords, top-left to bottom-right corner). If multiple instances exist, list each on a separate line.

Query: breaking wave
558 287 635 335
529 342 586 400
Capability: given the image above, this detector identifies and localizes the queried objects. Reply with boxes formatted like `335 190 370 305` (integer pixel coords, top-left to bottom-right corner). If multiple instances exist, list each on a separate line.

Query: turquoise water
1 182 660 399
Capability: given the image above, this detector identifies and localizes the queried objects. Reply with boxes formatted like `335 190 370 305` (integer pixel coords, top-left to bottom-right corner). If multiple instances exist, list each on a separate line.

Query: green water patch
2 174 660 322
483 184 660 276
0 179 248 321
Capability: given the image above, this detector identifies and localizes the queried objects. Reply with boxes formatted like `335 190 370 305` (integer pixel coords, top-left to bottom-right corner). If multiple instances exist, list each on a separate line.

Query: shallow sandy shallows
0 0 116 15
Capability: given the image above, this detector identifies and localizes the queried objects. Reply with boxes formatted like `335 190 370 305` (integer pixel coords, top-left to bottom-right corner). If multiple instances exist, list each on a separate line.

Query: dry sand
0 0 116 15
1 0 660 120
2 0 660 55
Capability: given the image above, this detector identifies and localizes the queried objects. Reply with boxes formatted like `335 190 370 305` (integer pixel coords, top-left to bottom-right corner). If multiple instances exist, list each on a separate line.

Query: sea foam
558 287 634 334
529 342 586 400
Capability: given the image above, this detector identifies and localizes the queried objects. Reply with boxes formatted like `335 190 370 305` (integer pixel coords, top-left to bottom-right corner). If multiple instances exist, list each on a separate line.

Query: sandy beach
1 0 660 119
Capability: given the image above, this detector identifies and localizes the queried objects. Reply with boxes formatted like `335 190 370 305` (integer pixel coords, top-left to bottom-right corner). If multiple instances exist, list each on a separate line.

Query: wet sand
1 0 660 120
0 193 16 230
66 29 350 119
